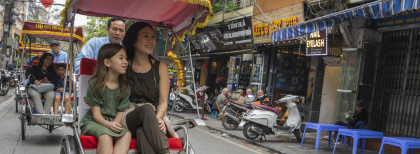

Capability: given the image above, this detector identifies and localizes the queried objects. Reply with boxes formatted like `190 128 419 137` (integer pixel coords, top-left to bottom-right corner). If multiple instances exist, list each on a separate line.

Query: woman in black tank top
123 22 170 154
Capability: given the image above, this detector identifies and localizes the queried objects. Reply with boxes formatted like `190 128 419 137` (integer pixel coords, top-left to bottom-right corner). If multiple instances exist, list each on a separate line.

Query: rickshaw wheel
15 96 20 113
60 135 78 154
20 114 26 140
187 142 195 154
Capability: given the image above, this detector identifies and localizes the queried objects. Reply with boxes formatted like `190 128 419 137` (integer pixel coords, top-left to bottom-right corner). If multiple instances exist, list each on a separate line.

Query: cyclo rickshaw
59 0 212 153
15 42 52 113
18 21 86 139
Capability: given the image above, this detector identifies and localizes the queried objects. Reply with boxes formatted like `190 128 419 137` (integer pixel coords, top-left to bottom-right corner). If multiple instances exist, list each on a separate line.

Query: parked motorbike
0 70 11 96
239 95 303 142
172 85 211 113
220 99 253 130
8 70 19 88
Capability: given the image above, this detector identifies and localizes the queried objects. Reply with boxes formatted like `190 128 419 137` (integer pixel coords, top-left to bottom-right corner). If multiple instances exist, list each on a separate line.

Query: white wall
319 66 341 124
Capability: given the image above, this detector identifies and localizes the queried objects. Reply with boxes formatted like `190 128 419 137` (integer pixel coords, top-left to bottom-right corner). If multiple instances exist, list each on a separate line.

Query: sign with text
253 16 298 36
373 9 420 28
306 30 327 56
223 17 254 49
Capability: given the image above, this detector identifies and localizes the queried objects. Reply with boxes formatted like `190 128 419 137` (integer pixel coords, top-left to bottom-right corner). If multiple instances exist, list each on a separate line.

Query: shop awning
271 0 420 42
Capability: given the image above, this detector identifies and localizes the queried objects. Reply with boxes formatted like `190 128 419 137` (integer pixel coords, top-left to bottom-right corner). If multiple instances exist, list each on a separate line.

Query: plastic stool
211 111 218 118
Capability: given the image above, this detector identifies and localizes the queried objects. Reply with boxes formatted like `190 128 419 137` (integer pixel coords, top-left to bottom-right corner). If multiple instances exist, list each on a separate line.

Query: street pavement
170 110 379 154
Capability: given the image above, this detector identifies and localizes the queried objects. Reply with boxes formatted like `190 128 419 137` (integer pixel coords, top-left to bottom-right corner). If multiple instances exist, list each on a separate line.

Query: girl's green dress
80 78 130 138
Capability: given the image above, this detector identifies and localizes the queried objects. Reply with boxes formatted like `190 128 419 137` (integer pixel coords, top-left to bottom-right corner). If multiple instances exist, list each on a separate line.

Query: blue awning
271 0 420 42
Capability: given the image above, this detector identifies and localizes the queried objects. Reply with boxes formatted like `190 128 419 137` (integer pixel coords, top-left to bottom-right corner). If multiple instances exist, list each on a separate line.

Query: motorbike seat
256 105 281 116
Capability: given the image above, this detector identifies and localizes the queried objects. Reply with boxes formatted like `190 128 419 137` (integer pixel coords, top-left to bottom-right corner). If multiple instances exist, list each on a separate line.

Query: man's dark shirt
346 108 368 127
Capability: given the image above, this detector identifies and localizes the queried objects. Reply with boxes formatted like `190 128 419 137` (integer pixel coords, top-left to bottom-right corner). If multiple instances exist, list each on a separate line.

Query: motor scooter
0 70 11 96
239 95 303 142
172 85 211 113
220 99 252 130
8 70 19 88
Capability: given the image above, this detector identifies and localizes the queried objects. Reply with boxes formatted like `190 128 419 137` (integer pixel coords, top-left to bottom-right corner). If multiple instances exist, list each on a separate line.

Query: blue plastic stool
379 137 420 154
211 111 218 118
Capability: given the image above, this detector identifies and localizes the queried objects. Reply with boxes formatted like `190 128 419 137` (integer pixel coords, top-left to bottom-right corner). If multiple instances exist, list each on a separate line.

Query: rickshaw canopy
17 43 50 56
60 0 213 43
20 21 85 45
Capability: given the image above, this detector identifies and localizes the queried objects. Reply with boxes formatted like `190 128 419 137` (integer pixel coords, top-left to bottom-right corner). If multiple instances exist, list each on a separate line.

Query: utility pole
1 0 15 70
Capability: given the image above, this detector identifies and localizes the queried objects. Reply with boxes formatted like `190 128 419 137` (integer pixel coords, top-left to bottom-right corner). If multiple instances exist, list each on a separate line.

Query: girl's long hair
38 53 55 72
90 43 130 99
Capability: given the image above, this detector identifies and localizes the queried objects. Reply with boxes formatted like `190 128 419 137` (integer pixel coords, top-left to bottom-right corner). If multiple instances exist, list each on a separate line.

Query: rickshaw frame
59 0 213 153
18 21 85 140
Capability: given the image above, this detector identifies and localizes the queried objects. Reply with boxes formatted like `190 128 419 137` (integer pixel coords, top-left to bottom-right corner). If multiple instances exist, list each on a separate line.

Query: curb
170 113 285 154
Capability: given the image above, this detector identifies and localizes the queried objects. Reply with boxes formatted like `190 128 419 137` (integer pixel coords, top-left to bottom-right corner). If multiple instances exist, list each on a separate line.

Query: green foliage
82 17 136 42
212 0 237 13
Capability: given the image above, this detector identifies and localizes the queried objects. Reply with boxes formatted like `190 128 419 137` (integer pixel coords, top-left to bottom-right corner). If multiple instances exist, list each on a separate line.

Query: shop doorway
319 66 341 124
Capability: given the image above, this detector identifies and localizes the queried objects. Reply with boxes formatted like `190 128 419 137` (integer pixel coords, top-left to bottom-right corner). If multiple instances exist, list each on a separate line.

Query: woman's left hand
156 116 166 134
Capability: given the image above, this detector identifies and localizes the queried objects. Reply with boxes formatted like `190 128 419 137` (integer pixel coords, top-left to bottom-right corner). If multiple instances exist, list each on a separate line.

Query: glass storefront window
334 48 362 122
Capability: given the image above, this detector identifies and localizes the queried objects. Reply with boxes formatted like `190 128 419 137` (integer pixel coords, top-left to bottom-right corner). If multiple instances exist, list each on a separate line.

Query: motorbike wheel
204 102 212 114
222 115 239 130
0 83 9 96
293 128 302 143
243 122 259 140
173 102 184 112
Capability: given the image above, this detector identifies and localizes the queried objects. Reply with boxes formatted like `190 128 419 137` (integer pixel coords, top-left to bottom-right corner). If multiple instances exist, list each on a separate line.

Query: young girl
80 43 131 154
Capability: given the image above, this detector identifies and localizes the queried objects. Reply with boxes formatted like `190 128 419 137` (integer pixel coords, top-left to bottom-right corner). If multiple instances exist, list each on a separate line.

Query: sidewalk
169 111 378 154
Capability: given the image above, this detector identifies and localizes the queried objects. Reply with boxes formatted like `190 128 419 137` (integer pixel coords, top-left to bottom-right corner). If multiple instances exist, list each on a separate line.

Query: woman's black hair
38 53 55 71
122 22 153 60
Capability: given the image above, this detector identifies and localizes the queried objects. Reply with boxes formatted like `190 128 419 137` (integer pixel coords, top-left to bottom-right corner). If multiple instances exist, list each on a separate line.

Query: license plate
239 120 246 127
20 87 25 91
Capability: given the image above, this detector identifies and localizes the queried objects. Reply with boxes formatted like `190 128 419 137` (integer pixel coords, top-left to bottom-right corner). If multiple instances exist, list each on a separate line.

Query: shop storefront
190 17 255 95
252 2 306 96
267 0 420 138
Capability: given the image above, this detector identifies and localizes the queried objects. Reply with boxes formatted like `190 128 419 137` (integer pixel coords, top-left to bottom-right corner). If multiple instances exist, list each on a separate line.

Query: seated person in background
236 89 246 104
324 101 368 140
53 63 71 115
245 88 254 104
339 101 368 128
215 88 231 109
254 89 270 105
24 56 41 86
47 40 68 63
28 53 58 114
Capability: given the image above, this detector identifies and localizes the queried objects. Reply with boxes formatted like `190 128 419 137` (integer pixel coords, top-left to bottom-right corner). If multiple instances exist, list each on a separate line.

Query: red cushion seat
79 135 183 151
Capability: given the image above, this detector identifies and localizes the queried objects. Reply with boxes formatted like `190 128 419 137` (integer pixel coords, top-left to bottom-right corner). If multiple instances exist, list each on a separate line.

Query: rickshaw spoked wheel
60 135 78 154
20 114 26 140
15 96 21 113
